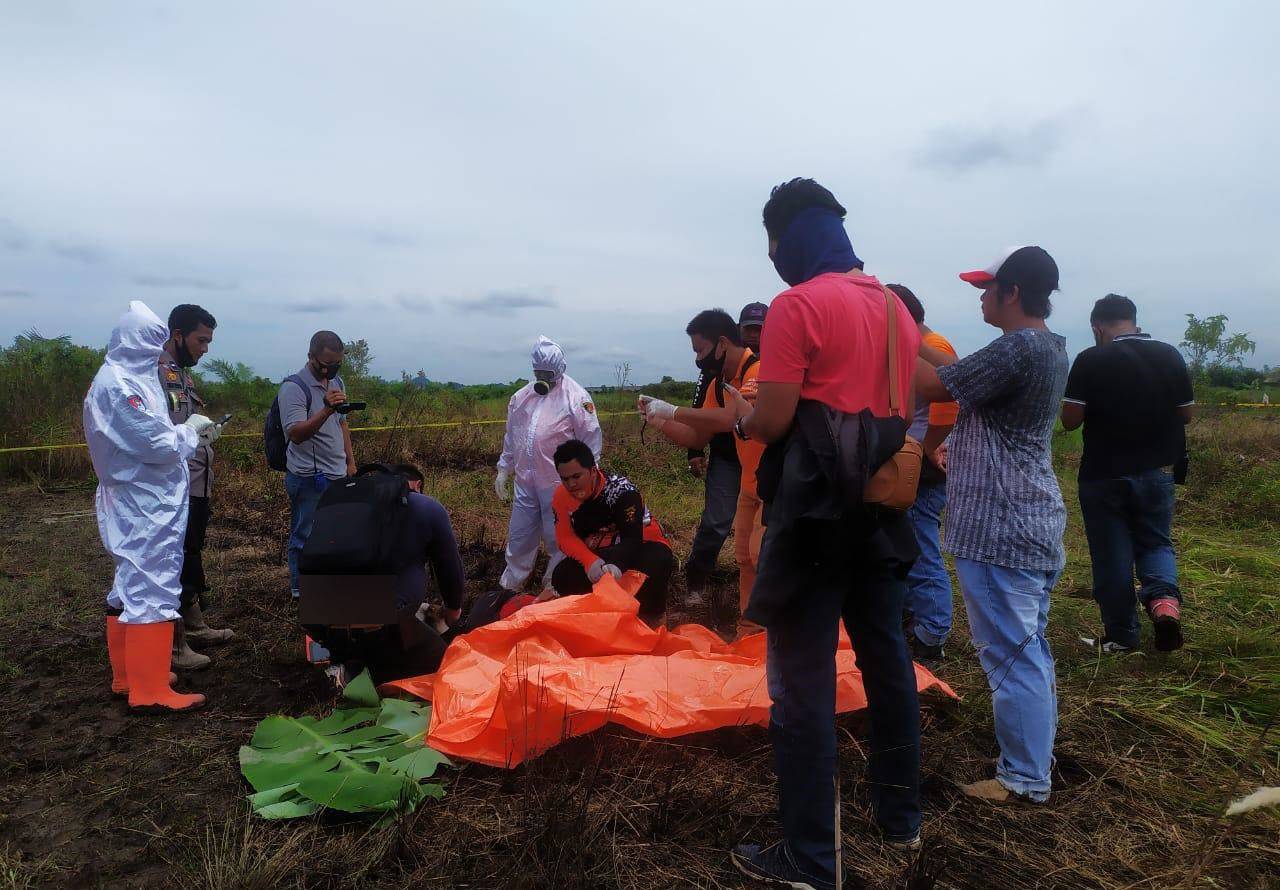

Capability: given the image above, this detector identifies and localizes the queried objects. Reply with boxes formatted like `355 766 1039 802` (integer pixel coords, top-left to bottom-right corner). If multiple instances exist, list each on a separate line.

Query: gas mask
533 370 558 395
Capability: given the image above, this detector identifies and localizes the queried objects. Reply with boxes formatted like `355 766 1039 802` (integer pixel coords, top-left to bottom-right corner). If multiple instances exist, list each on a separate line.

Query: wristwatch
734 417 751 441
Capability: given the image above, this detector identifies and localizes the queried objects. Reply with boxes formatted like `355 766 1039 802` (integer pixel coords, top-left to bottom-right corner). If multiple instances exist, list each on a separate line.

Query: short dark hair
1090 293 1137 325
309 330 344 356
685 309 742 347
553 439 596 469
394 463 424 485
761 178 846 241
886 284 924 325
168 304 216 334
998 282 1054 319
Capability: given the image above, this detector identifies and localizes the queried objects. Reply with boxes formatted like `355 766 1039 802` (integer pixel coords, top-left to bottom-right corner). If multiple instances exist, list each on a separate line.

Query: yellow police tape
0 411 631 456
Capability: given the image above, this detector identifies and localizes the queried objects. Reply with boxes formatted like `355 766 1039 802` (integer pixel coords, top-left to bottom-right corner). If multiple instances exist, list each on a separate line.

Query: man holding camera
280 331 358 601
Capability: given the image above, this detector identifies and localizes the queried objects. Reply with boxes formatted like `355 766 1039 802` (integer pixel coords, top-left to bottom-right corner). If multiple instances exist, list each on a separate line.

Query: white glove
588 559 623 583
495 469 511 502
603 563 623 580
184 414 221 446
639 396 677 421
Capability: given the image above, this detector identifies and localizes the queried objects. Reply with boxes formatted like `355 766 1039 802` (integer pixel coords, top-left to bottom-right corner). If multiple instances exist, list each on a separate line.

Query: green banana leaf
239 669 454 820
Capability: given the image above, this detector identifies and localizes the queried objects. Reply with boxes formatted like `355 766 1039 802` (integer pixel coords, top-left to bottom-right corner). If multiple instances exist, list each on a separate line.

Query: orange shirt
726 349 765 496
923 331 960 426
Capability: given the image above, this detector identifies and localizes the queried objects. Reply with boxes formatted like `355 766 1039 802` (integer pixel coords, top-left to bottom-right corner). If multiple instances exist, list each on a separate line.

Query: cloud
132 273 237 290
367 229 416 247
284 299 343 314
0 288 32 299
447 290 556 313
394 292 433 311
0 219 27 250
49 240 105 264
915 116 1070 172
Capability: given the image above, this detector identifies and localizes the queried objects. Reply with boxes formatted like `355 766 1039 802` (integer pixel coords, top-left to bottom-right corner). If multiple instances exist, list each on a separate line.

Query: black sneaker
909 635 944 668
730 841 833 890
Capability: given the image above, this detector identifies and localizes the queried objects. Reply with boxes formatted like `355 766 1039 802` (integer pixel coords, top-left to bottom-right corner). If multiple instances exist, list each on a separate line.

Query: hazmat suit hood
107 301 170 376
531 336 567 378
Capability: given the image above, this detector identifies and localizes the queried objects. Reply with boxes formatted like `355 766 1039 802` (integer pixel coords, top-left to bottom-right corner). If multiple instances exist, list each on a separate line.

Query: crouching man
546 439 674 627
303 464 466 685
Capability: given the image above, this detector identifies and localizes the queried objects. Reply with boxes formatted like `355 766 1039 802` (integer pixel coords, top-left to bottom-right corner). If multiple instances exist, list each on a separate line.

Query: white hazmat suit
496 336 602 591
84 301 200 624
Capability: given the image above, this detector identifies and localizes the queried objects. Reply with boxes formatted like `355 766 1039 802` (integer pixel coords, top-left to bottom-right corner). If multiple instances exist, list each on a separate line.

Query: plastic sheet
384 574 957 767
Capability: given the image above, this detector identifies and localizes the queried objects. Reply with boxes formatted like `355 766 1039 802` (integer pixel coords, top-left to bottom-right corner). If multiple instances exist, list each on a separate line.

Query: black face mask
695 343 725 375
173 334 197 368
314 360 342 380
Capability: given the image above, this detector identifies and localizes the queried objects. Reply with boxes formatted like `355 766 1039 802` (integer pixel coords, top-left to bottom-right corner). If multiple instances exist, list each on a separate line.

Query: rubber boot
124 621 206 711
183 601 235 645
172 618 212 671
107 616 176 695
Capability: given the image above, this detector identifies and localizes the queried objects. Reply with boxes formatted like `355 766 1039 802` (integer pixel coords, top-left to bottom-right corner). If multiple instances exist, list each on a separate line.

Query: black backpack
264 375 310 472
299 464 414 575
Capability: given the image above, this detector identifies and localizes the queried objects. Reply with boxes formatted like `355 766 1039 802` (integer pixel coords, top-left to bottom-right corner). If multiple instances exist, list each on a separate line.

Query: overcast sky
1 1 1276 385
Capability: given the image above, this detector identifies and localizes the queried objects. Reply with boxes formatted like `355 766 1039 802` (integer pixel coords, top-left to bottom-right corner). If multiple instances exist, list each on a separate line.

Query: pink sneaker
1147 597 1183 652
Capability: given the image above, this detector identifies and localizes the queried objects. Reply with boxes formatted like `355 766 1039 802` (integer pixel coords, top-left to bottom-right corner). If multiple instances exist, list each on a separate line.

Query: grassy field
0 408 1277 888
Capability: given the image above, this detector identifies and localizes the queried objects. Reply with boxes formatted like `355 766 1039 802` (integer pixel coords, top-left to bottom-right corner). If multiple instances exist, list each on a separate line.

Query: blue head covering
771 207 862 286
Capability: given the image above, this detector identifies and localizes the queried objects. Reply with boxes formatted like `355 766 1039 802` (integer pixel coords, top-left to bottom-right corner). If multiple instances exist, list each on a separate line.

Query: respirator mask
533 370 558 395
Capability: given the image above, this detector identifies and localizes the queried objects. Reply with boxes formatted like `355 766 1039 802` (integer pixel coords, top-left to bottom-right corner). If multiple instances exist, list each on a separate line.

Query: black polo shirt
1063 334 1194 481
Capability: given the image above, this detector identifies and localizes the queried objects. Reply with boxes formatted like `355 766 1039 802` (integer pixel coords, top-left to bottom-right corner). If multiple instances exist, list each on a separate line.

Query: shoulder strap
287 374 312 413
880 286 903 418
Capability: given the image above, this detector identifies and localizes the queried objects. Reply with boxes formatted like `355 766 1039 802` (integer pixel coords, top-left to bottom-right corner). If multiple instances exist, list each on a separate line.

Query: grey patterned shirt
936 328 1069 571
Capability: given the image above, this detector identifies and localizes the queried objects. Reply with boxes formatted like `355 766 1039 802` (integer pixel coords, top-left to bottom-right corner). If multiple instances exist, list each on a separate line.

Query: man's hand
720 383 751 419
323 388 348 410
586 559 621 583
184 414 221 446
926 441 948 473
346 460 358 478
495 469 512 502
688 455 706 478
534 588 559 604
638 395 677 421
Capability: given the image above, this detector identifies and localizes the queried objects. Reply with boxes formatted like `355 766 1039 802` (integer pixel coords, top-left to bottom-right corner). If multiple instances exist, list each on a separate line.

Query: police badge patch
583 401 595 414
126 395 144 411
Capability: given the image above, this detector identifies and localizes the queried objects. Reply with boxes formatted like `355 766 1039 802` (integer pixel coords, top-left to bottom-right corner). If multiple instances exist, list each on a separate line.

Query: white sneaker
324 664 348 691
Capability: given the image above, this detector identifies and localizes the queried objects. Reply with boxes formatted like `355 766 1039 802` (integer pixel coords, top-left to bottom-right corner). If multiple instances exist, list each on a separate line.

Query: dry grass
0 411 1277 888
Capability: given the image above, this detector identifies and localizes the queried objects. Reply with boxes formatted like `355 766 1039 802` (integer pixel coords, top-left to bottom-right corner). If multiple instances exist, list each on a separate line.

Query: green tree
1181 314 1256 377
343 338 373 380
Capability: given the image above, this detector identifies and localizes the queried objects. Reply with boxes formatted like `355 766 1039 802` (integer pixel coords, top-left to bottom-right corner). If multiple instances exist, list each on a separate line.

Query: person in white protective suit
495 336 602 595
84 301 223 712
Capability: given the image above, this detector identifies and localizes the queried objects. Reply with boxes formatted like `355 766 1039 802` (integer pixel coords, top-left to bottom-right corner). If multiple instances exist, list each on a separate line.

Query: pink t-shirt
758 272 920 416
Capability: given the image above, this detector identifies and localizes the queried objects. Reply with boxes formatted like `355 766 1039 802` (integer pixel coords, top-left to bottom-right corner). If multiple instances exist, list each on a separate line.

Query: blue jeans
905 480 951 647
285 472 332 595
954 558 1059 801
1078 469 1180 649
685 454 741 588
766 521 922 883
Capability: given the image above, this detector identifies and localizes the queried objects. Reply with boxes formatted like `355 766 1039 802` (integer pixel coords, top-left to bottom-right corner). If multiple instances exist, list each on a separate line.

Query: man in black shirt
1061 294 1194 653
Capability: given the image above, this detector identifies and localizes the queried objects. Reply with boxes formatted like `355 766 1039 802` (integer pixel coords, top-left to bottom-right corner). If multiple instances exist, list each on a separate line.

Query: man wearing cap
1061 294 1192 654
739 302 769 355
916 245 1069 805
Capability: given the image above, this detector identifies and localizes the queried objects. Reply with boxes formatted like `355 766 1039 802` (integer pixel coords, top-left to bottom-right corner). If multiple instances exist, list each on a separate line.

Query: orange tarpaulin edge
383 574 958 768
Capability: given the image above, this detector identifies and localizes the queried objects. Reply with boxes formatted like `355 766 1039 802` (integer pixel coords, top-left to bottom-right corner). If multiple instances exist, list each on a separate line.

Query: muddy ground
0 482 1276 889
